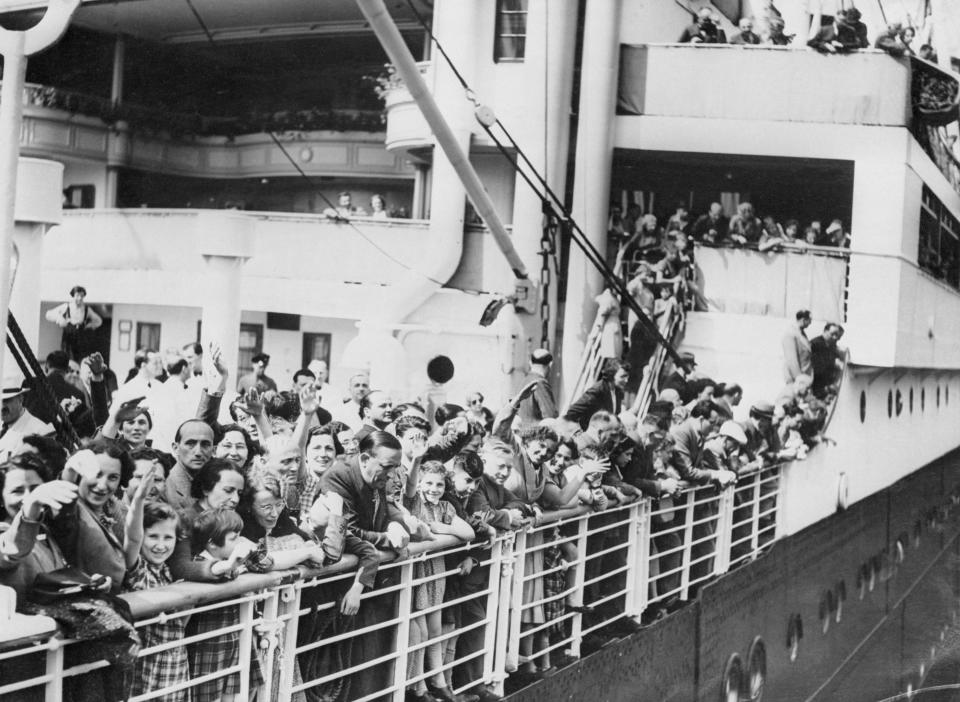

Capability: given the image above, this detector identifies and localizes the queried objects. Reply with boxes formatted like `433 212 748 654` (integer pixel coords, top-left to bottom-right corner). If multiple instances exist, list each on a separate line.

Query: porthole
947 386 950 406
721 653 743 702
914 520 922 548
746 638 766 701
937 386 941 408
857 566 867 599
922 387 926 411
887 390 893 418
868 559 878 592
896 389 903 416
859 391 866 423
909 387 914 414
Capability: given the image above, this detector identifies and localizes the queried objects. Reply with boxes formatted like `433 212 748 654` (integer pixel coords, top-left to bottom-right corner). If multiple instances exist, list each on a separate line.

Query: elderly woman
728 202 763 246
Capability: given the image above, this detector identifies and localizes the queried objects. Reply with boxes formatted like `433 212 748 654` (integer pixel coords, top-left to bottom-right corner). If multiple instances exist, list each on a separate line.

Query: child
123 464 190 702
404 460 475 702
186 507 258 702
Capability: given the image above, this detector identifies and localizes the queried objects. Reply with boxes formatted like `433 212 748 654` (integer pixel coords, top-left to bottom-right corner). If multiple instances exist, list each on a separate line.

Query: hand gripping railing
0 467 784 702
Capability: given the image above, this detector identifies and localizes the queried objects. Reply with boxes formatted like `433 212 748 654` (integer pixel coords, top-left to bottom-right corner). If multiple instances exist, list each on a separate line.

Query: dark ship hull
509 449 960 702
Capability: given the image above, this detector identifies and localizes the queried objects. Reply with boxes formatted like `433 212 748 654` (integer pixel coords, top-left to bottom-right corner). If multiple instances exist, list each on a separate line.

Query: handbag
28 567 110 605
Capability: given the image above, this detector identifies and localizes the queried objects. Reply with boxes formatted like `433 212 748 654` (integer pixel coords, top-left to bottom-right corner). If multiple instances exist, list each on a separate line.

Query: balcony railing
694 242 850 321
0 467 781 701
17 82 384 137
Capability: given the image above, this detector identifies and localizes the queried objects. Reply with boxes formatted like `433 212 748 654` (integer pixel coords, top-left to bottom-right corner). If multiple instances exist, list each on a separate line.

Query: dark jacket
564 380 623 429
319 460 407 549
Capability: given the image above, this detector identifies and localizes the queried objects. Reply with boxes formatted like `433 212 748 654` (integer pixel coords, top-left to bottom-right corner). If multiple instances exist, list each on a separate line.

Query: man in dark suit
660 351 698 404
563 359 630 430
30 350 95 437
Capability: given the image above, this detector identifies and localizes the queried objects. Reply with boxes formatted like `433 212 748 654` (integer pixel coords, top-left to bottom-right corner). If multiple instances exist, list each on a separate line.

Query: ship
1 1 960 701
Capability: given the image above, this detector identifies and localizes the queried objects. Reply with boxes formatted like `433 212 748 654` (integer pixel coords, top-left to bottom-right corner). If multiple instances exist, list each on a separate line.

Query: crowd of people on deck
0 277 847 702
678 6 938 61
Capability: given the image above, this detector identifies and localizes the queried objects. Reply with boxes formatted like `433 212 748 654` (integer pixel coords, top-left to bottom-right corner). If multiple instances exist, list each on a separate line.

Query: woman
617 214 662 276
328 420 358 459
168 458 246 581
102 404 154 452
728 202 762 246
0 453 75 603
298 425 343 523
50 440 133 592
370 193 389 219
215 423 259 472
238 466 326 571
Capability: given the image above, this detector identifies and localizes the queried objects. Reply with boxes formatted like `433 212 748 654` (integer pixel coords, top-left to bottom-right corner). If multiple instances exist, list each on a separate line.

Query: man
807 11 865 53
45 285 103 360
714 383 743 420
0 378 54 453
331 372 370 431
691 202 728 244
35 350 94 436
237 352 277 394
669 399 736 486
730 17 761 45
115 348 164 405
702 420 748 474
740 401 793 465
292 367 316 392
810 323 845 398
574 410 623 453
564 359 630 430
181 342 203 377
164 419 216 511
679 8 727 43
782 309 812 383
517 348 558 425
307 358 333 396
660 351 697 404
354 389 394 444
148 355 197 450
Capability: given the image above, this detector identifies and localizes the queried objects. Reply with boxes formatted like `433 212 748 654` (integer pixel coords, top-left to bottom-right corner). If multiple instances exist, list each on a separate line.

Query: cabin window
493 0 528 63
887 390 893 418
859 391 866 423
909 387 914 413
302 332 331 369
135 322 161 352
922 387 926 411
918 186 960 287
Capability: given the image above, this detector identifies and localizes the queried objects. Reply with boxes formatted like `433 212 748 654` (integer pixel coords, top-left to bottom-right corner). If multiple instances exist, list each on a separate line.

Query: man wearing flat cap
517 348 558 426
0 376 54 453
237 352 278 394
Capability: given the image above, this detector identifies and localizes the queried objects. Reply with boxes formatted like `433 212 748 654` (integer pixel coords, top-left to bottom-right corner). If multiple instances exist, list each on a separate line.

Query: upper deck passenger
678 9 727 44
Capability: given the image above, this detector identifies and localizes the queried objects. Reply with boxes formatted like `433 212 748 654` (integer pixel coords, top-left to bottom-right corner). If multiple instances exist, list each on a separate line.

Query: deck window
919 185 960 287
494 0 528 63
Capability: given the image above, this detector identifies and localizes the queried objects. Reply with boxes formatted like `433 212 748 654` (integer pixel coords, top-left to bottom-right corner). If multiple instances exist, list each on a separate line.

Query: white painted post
505 529 527 673
482 539 504 683
568 513 590 658
391 560 415 702
633 499 652 617
491 532 516 695
237 598 255 702
276 585 301 702
679 492 696 600
44 638 64 702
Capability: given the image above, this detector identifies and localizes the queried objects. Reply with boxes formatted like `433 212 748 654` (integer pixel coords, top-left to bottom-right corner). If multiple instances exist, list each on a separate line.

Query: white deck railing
0 467 781 701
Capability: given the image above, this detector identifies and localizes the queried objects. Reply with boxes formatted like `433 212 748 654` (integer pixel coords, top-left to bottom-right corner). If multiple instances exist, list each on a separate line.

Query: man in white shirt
0 377 54 455
115 349 164 405
331 372 369 432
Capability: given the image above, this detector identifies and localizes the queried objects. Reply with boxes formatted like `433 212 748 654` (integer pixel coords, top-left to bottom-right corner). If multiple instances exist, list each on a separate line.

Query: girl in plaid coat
123 466 190 702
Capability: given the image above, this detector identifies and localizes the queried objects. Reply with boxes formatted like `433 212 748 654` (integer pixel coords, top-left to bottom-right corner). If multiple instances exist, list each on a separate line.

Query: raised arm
123 463 158 567
492 381 539 440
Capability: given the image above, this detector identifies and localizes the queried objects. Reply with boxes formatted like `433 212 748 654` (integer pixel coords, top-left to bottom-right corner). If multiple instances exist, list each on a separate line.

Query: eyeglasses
253 501 284 514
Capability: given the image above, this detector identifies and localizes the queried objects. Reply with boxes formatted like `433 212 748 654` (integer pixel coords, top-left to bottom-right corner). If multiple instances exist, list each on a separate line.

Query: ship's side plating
506 449 960 702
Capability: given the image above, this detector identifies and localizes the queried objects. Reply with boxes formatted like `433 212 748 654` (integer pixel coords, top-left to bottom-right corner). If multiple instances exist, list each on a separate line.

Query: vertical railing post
505 529 527 674
568 512 590 658
237 597 256 702
634 499 651 616
391 560 415 702
259 587 281 696
714 486 734 576
751 470 763 558
491 532 516 696
623 503 641 617
276 585 302 702
482 538 504 684
679 490 696 600
44 638 63 702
